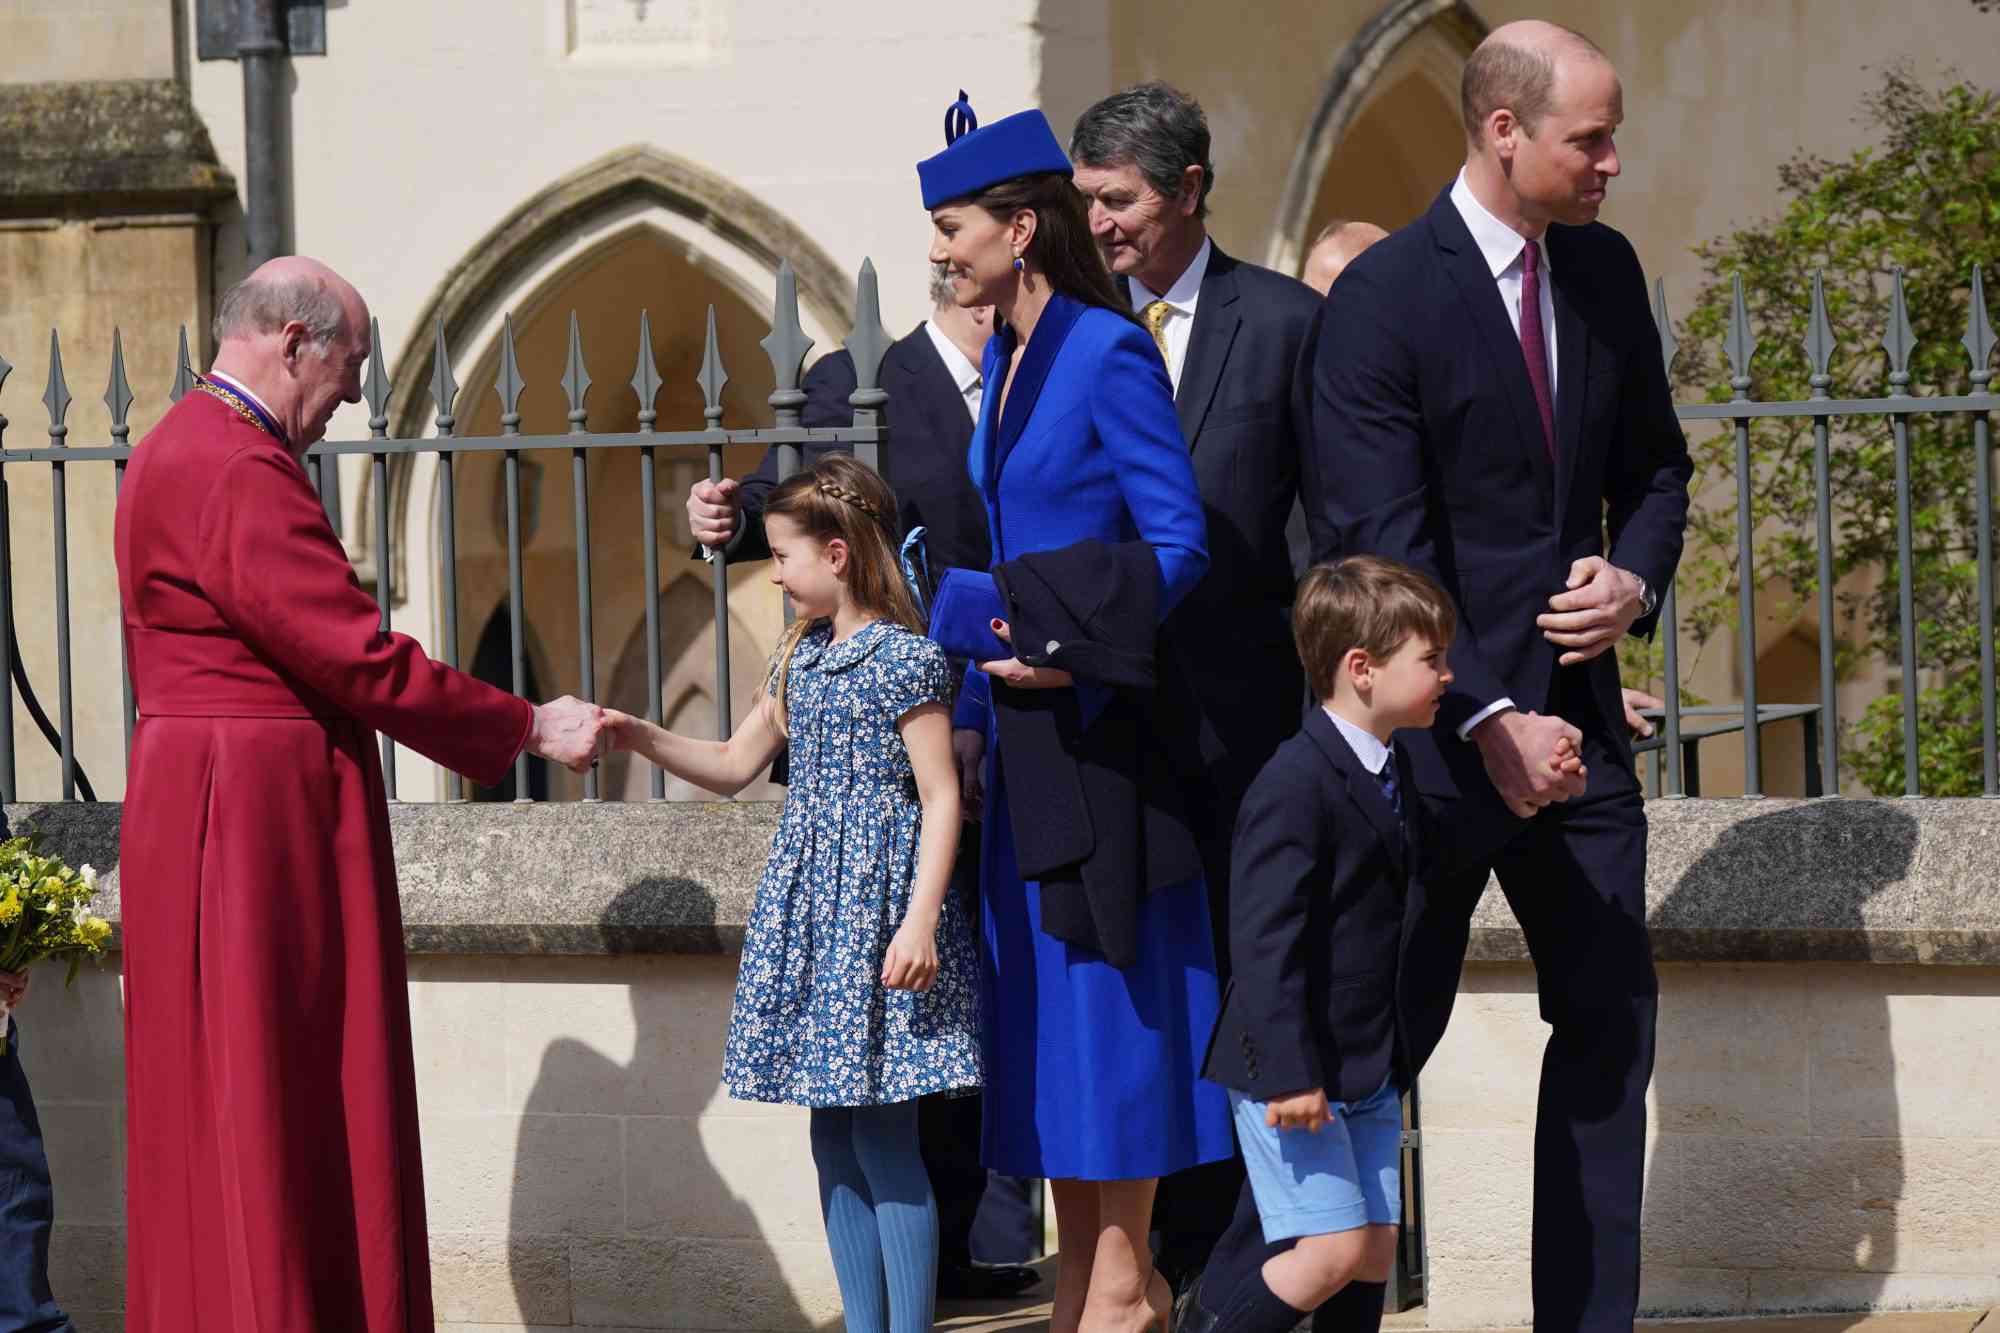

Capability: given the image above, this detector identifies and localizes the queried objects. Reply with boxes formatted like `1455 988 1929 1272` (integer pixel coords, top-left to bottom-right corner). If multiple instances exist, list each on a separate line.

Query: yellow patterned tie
1141 299 1172 365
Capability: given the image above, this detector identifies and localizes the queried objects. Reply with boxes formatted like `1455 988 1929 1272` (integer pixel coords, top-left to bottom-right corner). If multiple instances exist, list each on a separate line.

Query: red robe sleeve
195 444 535 787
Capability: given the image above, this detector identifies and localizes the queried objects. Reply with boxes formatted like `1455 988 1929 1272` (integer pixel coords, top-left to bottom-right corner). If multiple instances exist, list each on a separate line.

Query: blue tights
809 1101 938 1333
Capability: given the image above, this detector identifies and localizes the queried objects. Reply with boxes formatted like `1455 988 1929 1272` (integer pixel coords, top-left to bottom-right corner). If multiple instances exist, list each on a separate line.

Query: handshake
523 696 638 773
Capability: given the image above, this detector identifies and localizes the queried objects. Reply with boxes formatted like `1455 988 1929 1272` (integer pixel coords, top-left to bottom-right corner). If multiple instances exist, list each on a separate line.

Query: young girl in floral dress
604 455 981 1333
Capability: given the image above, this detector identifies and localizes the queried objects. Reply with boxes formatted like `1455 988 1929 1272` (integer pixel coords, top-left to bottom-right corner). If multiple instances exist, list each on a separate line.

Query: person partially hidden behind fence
1181 557 1457 1333
112 256 608 1333
605 455 983 1333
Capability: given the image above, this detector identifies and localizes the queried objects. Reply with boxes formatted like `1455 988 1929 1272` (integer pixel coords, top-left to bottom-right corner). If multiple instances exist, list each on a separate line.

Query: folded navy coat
984 538 1206 968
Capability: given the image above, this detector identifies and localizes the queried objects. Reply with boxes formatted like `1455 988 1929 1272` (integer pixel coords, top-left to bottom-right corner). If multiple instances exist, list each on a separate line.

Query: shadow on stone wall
1644 802 1919 1323
507 877 815 1330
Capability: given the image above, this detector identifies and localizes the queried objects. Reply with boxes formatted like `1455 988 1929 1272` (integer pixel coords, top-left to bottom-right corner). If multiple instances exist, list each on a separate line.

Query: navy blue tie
1376 757 1401 816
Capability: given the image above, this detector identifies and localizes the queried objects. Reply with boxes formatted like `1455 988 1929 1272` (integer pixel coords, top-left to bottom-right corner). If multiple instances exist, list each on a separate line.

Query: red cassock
113 388 533 1331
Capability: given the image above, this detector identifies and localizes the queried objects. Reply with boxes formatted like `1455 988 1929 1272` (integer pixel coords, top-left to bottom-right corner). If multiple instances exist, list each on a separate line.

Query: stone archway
1262 0 1488 276
362 142 852 603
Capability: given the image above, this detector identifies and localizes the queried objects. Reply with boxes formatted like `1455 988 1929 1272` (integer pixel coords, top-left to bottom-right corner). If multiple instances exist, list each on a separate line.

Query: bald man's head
1302 220 1389 296
1457 20 1623 230
1460 21 1608 144
210 257 371 450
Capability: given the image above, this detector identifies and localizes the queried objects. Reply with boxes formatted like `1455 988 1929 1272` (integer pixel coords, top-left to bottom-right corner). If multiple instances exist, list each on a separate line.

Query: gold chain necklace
192 377 285 444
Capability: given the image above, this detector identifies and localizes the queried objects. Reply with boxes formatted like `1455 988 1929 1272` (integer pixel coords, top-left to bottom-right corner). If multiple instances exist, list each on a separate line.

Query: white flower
80 865 97 889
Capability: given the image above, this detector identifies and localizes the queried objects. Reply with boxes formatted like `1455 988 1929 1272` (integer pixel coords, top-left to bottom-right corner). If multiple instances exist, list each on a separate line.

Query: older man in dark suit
1303 22 1693 1331
1061 80 1324 1299
684 269 1041 1301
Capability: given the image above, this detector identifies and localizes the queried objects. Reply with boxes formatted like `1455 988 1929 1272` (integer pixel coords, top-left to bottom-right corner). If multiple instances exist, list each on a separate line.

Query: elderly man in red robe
114 256 604 1331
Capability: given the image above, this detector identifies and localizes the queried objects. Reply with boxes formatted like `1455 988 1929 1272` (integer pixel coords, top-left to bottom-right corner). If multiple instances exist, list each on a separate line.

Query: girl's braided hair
763 455 923 736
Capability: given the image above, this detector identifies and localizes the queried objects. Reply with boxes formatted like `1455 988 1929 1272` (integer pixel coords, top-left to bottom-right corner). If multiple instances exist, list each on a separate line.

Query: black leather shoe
936 1260 1043 1300
1173 1273 1220 1333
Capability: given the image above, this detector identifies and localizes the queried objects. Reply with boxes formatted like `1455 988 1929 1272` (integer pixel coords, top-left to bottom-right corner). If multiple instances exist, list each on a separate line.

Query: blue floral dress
722 618 984 1107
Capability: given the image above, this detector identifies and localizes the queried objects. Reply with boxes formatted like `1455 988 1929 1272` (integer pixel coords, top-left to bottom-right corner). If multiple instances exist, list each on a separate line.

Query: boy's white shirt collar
1322 705 1391 776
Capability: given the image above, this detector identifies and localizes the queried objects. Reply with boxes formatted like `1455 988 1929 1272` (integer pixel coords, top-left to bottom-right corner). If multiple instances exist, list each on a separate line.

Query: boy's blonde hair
1292 555 1458 701
764 456 924 736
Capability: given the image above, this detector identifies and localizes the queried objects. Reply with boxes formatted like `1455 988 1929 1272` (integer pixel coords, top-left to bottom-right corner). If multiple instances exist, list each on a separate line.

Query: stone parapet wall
10 797 1996 963
9 797 1998 1330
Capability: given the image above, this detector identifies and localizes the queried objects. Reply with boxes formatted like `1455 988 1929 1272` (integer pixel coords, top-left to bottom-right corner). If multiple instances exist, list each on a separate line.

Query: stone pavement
935 1275 1993 1333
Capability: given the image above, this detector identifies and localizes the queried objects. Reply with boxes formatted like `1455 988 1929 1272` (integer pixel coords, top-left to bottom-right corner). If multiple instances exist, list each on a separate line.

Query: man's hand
1471 708 1588 819
951 728 986 819
686 477 742 549
977 620 1075 691
1621 688 1664 738
1537 557 1645 666
527 695 607 773
1265 1087 1332 1134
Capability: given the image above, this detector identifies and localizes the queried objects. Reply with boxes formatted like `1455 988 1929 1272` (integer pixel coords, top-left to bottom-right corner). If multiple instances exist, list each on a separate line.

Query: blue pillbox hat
917 91 1072 211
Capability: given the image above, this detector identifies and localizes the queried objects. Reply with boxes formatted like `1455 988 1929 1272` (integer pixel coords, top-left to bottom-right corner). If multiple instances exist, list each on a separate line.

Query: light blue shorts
1230 1078 1404 1241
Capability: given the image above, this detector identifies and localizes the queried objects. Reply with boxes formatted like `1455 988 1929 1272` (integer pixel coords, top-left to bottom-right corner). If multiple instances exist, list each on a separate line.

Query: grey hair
927 261 954 309
212 272 347 347
1069 81 1216 219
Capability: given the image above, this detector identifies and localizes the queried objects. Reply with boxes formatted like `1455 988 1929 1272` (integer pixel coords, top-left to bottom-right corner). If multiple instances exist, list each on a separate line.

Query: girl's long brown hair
961 171 1141 328
765 455 925 735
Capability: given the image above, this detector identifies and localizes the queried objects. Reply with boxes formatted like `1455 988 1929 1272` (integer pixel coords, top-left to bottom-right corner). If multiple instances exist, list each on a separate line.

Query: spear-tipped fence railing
1638 262 1998 799
0 260 1992 802
0 257 892 804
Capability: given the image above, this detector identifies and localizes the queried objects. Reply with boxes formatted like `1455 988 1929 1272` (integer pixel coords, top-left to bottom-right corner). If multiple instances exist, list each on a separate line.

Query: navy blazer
1302 189 1693 843
989 539 1206 966
1127 246 1322 796
726 323 992 574
1200 707 1427 1104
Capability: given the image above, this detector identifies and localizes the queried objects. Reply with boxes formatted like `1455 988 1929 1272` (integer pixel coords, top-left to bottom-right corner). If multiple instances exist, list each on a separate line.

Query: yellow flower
0 887 19 925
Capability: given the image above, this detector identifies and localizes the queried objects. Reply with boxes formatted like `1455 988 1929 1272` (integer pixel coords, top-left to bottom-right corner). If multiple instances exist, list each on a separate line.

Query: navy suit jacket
1201 708 1428 1104
1302 189 1692 847
727 323 991 574
1127 246 1322 799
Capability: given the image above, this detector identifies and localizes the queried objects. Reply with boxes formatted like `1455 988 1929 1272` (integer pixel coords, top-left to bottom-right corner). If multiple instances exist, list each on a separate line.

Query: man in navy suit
1065 80 1325 1299
1303 21 1692 1330
684 270 1042 1300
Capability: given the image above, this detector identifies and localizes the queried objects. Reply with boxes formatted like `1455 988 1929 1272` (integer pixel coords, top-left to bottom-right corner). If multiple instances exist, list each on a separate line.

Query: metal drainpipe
238 0 287 267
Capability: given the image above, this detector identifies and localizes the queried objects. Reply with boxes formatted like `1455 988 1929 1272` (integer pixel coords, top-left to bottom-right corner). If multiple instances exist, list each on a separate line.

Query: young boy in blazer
1181 555 1476 1333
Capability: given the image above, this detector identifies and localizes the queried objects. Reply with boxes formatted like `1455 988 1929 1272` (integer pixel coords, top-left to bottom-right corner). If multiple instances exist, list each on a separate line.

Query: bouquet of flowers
0 834 113 1053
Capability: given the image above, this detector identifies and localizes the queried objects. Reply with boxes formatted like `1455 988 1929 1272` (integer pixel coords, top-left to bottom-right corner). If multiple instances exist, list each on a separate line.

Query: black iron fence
0 258 891 804
0 260 1995 803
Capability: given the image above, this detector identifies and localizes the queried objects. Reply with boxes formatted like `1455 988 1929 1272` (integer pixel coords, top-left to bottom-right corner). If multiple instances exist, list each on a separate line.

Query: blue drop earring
1012 256 1024 272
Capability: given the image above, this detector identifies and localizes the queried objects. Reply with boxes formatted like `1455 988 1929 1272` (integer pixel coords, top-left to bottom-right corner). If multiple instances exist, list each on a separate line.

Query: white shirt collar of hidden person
923 319 983 420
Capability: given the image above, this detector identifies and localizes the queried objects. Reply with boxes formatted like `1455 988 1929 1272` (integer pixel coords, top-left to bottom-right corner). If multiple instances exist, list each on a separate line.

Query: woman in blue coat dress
918 96 1234 1333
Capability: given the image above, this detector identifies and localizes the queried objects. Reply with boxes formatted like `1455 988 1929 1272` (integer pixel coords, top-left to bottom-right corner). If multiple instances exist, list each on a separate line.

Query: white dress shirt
1128 235 1212 393
1446 168 1561 739
922 318 984 423
1324 705 1392 777
1448 169 1559 401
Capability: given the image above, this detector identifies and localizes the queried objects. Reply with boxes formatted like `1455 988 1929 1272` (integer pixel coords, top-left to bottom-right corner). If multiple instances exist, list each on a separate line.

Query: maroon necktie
1519 238 1555 461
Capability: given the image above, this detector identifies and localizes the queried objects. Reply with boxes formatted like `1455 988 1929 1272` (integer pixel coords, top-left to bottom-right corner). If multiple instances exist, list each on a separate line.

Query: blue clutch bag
927 567 1009 664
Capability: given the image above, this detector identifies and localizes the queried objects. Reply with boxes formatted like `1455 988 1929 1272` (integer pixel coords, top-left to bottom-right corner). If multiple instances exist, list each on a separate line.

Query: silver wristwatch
1636 575 1658 618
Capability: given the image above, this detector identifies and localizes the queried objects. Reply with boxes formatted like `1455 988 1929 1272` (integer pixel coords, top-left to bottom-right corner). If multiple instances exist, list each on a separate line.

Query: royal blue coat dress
955 294 1234 1180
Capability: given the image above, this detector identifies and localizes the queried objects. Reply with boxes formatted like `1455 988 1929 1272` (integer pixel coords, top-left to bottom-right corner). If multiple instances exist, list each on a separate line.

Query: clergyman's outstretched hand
527 696 607 773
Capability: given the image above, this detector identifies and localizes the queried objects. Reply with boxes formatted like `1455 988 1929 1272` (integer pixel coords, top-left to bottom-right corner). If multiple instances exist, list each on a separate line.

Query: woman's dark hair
959 171 1140 327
